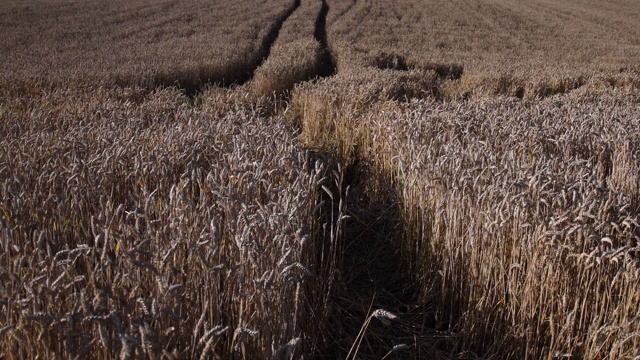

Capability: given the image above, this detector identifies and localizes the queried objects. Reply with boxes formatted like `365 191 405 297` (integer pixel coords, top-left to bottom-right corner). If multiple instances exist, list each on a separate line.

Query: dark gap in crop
369 52 464 81
157 0 301 99
533 76 586 98
255 0 302 76
306 153 441 358
372 52 409 71
421 62 464 80
314 0 337 78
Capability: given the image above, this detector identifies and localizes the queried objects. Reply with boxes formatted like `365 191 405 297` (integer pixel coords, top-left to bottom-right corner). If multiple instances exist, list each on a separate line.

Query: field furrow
314 0 337 78
0 0 298 91
249 0 336 98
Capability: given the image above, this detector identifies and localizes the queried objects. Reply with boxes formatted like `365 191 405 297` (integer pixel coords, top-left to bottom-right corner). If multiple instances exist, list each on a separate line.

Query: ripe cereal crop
2 0 640 358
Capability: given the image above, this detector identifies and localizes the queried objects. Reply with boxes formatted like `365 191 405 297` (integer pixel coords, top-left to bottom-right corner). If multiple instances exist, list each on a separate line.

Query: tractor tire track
249 0 336 98
314 0 337 78
293 3 449 352
175 0 301 97
253 0 302 80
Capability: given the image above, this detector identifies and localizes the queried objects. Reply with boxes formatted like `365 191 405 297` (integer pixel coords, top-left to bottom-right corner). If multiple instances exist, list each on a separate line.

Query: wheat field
2 0 640 359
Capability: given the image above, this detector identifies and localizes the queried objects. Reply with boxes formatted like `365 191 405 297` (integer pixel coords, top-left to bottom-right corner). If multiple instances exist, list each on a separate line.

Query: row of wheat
0 0 296 89
293 68 640 357
323 0 640 99
250 0 324 98
0 83 336 358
